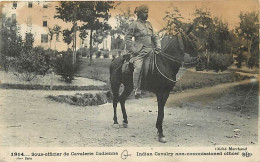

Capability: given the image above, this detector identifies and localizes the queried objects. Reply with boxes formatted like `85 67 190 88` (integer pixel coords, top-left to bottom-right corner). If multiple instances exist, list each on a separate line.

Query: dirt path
0 79 258 147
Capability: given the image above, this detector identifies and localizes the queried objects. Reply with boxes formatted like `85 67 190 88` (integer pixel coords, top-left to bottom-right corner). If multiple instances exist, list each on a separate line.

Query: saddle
121 52 155 90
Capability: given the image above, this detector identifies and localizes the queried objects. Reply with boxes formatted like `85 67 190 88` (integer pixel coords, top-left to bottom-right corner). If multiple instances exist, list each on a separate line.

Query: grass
223 82 258 113
77 58 251 92
1 58 252 92
174 70 250 92
76 58 112 83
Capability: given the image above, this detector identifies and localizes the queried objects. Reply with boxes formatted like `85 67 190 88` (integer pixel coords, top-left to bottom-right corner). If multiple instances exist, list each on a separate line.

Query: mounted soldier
124 4 162 98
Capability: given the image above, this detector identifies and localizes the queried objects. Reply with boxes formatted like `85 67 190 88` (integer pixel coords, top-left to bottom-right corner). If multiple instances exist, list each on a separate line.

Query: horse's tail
109 62 114 83
109 56 124 83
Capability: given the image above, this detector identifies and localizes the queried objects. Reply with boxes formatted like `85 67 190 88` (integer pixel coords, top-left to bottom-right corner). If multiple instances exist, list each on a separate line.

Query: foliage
248 50 259 68
207 18 231 54
208 52 233 72
161 6 187 34
48 25 62 51
0 15 23 71
48 27 54 49
12 46 51 81
76 47 88 57
192 8 214 50
236 11 259 67
55 1 115 62
47 92 112 106
53 49 82 83
23 32 34 53
110 7 135 37
62 29 73 48
111 35 124 50
96 51 102 58
192 8 232 54
103 52 109 58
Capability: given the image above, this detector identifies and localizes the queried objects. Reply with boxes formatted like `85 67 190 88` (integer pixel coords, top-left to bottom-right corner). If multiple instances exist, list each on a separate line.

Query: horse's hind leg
119 84 133 128
112 84 120 128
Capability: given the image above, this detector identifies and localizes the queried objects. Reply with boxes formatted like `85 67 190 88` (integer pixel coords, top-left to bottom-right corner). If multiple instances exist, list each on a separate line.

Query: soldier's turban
134 5 149 15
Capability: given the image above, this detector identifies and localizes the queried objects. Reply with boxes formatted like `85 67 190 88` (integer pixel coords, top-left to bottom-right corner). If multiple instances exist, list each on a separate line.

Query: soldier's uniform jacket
125 19 161 58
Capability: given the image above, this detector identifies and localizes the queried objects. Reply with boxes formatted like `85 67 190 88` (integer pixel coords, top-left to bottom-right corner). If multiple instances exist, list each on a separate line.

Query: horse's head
182 25 201 58
161 26 201 63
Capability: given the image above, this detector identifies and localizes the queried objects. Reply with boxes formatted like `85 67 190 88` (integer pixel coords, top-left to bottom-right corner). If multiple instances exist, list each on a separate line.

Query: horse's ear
186 25 193 35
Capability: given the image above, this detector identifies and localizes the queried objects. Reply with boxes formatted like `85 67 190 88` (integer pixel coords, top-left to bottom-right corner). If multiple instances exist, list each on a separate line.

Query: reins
160 33 198 65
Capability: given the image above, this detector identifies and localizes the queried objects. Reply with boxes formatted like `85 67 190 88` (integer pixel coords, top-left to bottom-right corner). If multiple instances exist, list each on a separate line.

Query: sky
109 0 259 31
1 0 258 51
1 0 258 31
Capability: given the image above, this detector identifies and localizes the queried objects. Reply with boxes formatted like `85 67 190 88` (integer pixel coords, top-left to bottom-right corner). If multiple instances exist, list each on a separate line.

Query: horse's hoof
123 122 128 128
113 124 119 129
158 136 167 143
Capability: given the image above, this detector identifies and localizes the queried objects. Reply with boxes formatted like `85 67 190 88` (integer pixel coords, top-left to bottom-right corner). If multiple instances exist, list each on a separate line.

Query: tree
12 33 50 81
53 24 62 52
62 29 73 49
48 27 54 49
161 6 186 34
78 1 115 62
55 1 115 63
207 18 231 54
55 2 84 65
48 24 61 51
236 11 259 67
23 32 34 53
110 7 135 37
192 8 214 51
0 15 23 72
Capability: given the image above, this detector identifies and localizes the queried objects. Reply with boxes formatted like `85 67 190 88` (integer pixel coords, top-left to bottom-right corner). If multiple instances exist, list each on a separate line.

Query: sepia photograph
0 0 259 161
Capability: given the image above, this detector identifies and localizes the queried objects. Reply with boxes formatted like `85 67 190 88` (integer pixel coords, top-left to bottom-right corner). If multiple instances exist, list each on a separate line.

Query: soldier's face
139 10 149 21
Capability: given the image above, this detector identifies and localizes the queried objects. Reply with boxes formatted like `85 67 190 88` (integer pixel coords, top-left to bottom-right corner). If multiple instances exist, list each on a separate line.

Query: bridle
160 32 199 65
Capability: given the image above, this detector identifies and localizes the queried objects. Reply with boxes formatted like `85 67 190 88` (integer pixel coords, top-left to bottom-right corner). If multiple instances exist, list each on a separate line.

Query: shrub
47 92 112 106
208 52 233 72
96 51 101 58
12 47 51 81
53 49 82 83
247 51 259 69
76 47 88 57
103 53 109 58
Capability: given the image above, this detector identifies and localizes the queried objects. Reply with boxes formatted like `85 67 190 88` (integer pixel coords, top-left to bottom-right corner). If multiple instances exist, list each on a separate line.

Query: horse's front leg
120 84 134 128
156 91 170 143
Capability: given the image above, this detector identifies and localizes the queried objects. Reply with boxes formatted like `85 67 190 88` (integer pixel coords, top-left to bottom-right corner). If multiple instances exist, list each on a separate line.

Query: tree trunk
54 39 56 55
49 40 52 50
89 28 93 63
72 23 77 66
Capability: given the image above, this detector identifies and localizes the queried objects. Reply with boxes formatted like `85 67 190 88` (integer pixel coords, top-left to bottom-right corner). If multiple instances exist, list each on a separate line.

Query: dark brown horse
109 29 200 143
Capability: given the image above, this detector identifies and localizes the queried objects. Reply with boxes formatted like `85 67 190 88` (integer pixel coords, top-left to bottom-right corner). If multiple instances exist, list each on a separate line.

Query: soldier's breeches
132 58 143 90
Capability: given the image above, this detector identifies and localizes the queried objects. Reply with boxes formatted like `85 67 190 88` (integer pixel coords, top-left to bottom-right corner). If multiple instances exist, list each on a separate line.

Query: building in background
1 1 111 53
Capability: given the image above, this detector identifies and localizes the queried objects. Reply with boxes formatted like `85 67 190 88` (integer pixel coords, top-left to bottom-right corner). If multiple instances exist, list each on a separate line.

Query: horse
109 29 200 143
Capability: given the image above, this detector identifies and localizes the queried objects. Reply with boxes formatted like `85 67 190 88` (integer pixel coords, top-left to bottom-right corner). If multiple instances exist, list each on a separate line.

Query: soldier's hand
155 48 161 54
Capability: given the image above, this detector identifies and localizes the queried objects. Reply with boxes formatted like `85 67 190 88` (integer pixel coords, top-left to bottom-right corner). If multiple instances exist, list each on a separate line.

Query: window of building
27 16 32 27
13 2 17 8
28 2 33 8
11 14 16 23
43 3 48 8
41 34 48 43
43 21 47 27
